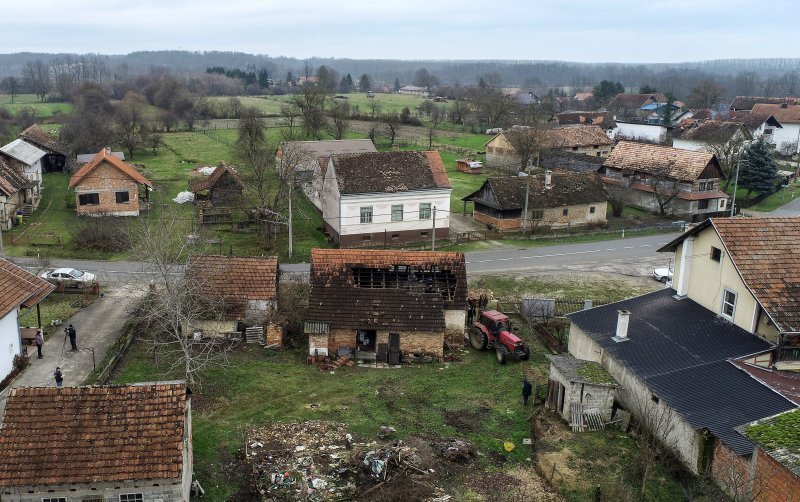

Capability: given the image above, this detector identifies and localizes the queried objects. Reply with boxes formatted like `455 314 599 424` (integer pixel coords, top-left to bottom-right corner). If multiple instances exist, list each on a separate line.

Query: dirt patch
443 407 490 430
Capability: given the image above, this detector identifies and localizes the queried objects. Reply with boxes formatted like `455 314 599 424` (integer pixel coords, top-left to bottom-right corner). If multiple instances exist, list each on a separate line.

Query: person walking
67 324 77 352
522 378 533 406
34 330 44 359
54 367 63 388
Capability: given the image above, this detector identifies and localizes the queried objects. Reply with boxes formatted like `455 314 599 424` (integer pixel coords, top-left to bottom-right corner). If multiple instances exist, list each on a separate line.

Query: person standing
54 367 63 388
522 378 533 406
34 330 44 359
67 324 77 352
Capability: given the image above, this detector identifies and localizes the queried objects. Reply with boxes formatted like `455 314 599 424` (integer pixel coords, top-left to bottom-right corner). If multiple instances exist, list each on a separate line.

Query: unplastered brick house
0 382 193 502
69 148 153 216
321 151 452 247
305 249 467 362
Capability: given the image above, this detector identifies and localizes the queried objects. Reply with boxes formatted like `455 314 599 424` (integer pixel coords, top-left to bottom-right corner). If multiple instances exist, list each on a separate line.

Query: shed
546 354 618 424
456 158 483 174
190 162 244 207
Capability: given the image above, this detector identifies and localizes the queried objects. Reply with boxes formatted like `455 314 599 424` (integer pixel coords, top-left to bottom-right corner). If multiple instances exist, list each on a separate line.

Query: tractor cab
479 310 512 338
471 309 530 364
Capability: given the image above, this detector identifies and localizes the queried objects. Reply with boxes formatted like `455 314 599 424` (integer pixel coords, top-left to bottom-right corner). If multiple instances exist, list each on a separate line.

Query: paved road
767 195 800 216
0 286 144 423
9 232 681 280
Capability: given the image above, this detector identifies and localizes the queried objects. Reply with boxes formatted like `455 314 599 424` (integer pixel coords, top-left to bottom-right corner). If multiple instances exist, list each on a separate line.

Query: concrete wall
771 123 800 154
0 191 23 230
548 364 616 422
74 161 141 216
338 190 451 238
0 309 20 383
1 479 186 502
616 122 668 143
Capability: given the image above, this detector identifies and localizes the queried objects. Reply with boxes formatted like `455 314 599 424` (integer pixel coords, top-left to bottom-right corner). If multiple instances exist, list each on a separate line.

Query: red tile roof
190 161 243 193
543 125 614 148
0 383 189 486
68 149 153 189
603 141 719 182
0 258 54 319
730 96 800 111
188 255 278 318
751 103 800 124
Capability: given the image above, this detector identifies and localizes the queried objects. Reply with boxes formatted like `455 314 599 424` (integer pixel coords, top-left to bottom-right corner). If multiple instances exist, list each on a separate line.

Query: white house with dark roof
320 151 451 247
0 138 46 211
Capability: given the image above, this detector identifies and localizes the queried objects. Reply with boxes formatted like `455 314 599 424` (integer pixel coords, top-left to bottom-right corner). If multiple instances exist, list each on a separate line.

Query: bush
69 217 132 252
0 354 30 392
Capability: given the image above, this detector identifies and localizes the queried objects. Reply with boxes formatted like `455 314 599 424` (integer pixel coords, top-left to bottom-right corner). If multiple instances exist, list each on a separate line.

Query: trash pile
431 438 477 464
360 440 426 480
247 421 357 501
197 165 216 175
172 191 195 204
317 356 355 372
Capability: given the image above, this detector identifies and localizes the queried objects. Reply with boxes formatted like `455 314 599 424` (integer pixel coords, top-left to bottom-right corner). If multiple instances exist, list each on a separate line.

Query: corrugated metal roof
568 289 797 455
0 138 46 165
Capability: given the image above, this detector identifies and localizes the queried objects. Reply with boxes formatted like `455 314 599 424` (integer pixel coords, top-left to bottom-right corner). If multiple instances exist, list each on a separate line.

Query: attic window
351 265 457 300
711 247 722 262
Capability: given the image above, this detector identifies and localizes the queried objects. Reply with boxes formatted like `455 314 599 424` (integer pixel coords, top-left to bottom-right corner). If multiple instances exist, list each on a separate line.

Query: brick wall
326 328 444 358
711 440 755 500
74 161 140 216
754 446 800 502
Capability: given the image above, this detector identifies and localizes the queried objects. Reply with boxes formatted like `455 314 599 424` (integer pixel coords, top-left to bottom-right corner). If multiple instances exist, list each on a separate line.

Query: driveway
0 285 144 424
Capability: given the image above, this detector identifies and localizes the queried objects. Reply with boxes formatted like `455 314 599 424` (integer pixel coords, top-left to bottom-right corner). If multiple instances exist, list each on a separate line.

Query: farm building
305 249 468 361
546 354 618 424
18 124 70 173
190 162 244 207
0 157 30 230
0 139 45 211
68 148 153 217
455 158 483 174
462 171 608 230
0 382 193 502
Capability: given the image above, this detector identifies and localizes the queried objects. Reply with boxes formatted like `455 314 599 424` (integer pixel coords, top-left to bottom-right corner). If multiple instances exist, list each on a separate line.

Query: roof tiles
69 149 152 189
331 151 451 195
603 141 718 182
188 255 278 318
0 258 54 319
190 162 243 193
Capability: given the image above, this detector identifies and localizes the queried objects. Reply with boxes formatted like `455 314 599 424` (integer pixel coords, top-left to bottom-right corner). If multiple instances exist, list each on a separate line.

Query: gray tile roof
0 139 46 165
568 289 797 455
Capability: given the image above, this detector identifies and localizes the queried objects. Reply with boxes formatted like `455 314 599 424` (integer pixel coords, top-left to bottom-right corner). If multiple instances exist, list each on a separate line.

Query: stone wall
548 364 616 422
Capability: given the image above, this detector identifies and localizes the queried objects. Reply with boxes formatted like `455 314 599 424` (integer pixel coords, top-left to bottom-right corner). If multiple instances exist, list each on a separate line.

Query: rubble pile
431 438 477 464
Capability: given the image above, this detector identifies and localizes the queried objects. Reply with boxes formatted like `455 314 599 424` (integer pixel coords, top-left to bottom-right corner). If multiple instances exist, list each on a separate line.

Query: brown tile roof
690 109 714 121
731 360 800 404
573 92 593 101
0 383 189 486
0 258 54 319
603 141 719 182
751 103 800 124
673 120 750 142
69 148 153 189
555 111 616 129
187 255 278 318
711 217 800 333
729 96 800 111
543 125 614 148
734 112 782 132
609 93 668 110
539 150 605 173
278 139 377 160
308 249 467 332
0 156 27 197
331 151 451 195
190 161 243 193
19 124 69 157
463 172 608 210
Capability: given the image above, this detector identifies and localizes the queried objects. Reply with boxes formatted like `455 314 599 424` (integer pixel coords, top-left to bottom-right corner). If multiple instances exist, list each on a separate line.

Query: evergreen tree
359 74 372 92
394 78 401 92
258 69 270 89
592 80 624 105
739 138 778 199
660 97 673 127
286 71 294 84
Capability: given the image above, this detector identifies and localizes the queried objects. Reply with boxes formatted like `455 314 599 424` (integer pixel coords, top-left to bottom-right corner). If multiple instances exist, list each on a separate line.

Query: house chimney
544 170 553 189
612 310 631 343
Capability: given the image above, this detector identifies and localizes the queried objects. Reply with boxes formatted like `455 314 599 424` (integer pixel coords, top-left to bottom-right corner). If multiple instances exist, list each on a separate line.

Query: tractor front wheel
518 343 531 361
496 345 509 364
470 328 488 351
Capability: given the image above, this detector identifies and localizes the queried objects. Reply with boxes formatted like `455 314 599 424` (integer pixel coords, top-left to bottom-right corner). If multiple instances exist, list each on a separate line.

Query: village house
304 249 467 362
608 92 671 119
555 111 618 139
0 157 30 230
68 148 153 216
320 151 451 247
19 124 70 173
601 141 729 221
276 139 377 209
735 112 783 146
614 120 670 143
76 151 125 163
0 382 193 502
0 139 46 211
190 162 244 207
750 103 800 154
398 85 429 97
462 170 608 230
0 258 54 383
672 120 752 152
186 255 279 334
484 125 614 170
728 95 800 112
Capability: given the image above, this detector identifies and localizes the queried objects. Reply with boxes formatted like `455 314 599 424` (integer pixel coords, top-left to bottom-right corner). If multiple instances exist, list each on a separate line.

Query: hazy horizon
3 0 797 64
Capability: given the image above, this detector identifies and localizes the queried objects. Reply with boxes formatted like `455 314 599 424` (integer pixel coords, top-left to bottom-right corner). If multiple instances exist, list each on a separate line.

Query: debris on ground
318 356 355 372
377 426 396 439
172 191 194 204
431 438 477 464
361 440 425 480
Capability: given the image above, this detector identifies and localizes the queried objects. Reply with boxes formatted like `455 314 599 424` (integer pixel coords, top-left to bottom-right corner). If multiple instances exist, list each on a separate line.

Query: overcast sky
2 0 795 63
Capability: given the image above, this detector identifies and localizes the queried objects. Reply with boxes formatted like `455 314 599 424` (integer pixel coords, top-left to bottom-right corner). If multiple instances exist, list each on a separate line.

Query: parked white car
652 267 674 283
40 268 97 289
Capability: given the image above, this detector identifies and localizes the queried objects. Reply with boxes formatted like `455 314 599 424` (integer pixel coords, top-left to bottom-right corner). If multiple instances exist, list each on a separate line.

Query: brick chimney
612 310 631 343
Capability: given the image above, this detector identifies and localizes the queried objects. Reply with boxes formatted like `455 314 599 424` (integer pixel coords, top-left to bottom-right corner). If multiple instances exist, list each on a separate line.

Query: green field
0 93 72 118
209 92 428 117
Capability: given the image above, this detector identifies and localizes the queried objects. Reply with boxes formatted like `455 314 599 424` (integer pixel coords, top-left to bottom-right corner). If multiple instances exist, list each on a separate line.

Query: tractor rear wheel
469 328 488 350
518 343 531 361
496 345 509 364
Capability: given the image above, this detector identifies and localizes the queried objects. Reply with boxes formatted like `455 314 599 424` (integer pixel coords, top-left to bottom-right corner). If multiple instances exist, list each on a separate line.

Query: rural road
10 232 681 280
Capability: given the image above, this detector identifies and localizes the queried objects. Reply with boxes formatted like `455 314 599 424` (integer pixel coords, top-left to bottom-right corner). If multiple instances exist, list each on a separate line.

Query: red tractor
470 310 531 364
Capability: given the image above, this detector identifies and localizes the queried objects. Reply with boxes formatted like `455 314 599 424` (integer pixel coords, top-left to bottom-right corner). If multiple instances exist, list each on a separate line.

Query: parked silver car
40 268 97 289
652 267 674 283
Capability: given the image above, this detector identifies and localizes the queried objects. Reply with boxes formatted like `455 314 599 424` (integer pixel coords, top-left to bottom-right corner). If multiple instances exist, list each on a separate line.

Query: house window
421 231 429 238
589 206 596 214
721 289 737 319
562 208 569 216
115 191 130 204
78 193 99 205
698 199 709 210
391 204 403 222
362 235 371 242
391 233 400 241
698 181 706 191
711 246 722 262
82 498 103 502
719 199 726 209
120 495 143 502
419 203 431 219
596 152 601 157
42 498 67 502
764 128 773 135
531 209 544 220
359 206 373 224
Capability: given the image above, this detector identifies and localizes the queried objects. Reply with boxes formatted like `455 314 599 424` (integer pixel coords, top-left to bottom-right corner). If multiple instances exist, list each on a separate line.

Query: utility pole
431 206 436 251
522 172 530 233
288 182 293 258
730 156 741 217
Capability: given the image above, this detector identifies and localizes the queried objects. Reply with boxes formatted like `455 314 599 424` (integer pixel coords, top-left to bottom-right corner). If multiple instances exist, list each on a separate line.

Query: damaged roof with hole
308 249 467 332
568 289 796 455
0 156 28 197
556 111 617 129
187 255 278 318
19 124 69 157
462 172 607 211
330 151 451 194
0 382 190 486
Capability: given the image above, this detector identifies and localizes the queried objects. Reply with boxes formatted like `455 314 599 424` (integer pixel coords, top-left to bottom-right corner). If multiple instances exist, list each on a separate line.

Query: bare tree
646 171 680 216
114 92 149 159
280 104 302 141
505 125 549 173
368 98 383 119
129 209 234 387
704 130 747 190
290 82 328 139
329 100 350 140
427 106 445 149
382 113 400 148
1 77 20 102
22 60 50 102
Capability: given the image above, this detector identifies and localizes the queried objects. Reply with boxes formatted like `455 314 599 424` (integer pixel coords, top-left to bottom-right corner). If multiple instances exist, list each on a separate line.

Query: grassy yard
746 180 800 212
208 92 428 117
17 293 92 337
0 93 72 118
